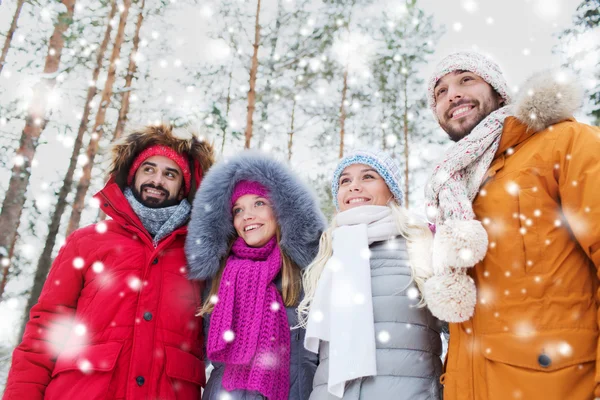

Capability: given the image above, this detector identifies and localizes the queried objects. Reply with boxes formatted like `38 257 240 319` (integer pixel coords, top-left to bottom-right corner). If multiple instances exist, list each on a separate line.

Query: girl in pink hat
186 152 326 400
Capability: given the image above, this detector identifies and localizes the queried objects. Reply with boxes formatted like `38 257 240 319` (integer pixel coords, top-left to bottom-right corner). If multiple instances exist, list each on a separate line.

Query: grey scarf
124 187 191 246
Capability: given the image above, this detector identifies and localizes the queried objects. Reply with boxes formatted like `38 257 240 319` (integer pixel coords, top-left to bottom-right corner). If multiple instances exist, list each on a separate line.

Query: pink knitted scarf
207 237 290 400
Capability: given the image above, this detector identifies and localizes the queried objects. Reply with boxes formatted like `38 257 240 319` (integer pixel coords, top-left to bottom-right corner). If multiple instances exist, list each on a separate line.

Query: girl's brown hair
199 228 301 316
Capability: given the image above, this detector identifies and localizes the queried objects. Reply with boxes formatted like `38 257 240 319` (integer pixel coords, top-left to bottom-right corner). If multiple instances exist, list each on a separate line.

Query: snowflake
89 198 100 208
73 257 85 269
74 324 87 336
327 257 342 272
505 181 520 196
377 330 390 343
96 222 107 234
78 359 92 374
453 22 463 32
92 262 104 273
459 248 473 262
36 195 51 211
270 302 280 312
256 351 278 368
513 321 536 337
310 310 324 323
13 155 25 167
359 248 371 260
128 276 142 291
406 287 419 300
223 330 235 342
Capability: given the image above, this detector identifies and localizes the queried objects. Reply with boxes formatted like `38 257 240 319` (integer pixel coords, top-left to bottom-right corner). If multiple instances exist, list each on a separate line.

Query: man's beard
439 98 502 142
132 184 181 209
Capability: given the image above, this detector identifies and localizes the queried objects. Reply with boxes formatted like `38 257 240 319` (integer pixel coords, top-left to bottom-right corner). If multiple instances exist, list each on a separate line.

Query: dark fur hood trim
185 151 327 280
109 124 215 202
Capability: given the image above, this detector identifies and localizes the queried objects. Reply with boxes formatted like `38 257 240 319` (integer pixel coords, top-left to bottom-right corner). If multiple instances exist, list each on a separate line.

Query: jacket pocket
47 342 123 400
480 330 596 399
160 346 205 399
517 188 543 273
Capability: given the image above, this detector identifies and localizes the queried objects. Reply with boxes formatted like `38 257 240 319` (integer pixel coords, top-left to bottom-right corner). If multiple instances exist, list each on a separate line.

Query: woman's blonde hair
199 227 301 317
296 201 433 328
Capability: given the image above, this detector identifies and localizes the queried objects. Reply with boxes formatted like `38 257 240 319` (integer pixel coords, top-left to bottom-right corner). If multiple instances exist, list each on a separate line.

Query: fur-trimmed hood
109 124 215 202
185 151 327 280
513 69 583 132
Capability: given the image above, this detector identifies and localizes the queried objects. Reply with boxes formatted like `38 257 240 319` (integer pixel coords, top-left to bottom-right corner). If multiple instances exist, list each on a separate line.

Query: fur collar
513 69 583 132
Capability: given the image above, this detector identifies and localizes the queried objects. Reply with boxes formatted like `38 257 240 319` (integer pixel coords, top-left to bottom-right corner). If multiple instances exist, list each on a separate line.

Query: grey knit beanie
427 51 512 118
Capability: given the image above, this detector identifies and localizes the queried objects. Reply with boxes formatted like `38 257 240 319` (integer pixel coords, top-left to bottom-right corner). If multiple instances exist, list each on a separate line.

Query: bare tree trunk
0 0 76 291
0 233 19 299
244 0 262 149
66 0 132 236
112 0 145 142
0 0 25 76
287 98 296 161
380 111 386 151
220 58 234 154
98 0 144 223
18 0 117 328
338 67 348 159
403 75 409 208
256 0 282 149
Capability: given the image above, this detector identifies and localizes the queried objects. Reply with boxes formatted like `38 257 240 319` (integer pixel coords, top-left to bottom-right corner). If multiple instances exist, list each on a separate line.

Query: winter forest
0 0 598 392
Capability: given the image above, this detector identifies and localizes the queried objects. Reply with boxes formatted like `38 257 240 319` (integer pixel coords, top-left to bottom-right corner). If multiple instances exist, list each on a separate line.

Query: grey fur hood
185 151 327 280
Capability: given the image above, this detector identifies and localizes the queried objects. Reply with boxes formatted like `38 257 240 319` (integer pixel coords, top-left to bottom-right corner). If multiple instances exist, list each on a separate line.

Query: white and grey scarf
305 205 400 398
421 106 513 323
425 105 513 225
124 187 191 246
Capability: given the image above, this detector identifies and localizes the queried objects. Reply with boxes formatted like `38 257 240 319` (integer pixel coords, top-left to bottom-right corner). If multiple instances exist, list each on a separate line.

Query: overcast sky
418 0 582 89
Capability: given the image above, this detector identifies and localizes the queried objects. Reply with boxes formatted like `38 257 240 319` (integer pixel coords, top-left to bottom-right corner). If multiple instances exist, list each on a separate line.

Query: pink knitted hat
127 145 192 195
230 180 269 207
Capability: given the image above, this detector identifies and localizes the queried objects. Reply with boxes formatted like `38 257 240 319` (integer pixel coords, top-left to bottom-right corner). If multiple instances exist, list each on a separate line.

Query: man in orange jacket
422 51 600 399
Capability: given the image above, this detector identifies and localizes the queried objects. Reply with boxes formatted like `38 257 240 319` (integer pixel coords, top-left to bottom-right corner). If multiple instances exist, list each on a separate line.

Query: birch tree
0 0 77 297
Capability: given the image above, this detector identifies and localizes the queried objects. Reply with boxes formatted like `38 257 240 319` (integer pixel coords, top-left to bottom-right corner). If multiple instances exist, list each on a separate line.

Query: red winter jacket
3 180 205 400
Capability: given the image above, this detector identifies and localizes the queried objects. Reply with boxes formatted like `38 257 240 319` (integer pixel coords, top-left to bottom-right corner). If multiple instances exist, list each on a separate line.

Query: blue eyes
232 200 267 215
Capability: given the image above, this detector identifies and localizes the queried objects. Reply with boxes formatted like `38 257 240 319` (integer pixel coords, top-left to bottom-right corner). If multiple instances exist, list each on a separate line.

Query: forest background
0 0 598 392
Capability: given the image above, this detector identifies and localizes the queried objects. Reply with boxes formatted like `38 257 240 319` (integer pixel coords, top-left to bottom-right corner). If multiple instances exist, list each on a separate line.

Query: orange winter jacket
442 115 600 400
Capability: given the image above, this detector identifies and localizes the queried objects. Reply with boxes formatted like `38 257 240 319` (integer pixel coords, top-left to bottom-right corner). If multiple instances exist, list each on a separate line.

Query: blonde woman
298 150 442 400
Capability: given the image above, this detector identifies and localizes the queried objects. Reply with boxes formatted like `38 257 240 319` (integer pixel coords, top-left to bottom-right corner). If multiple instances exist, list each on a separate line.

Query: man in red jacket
3 124 214 400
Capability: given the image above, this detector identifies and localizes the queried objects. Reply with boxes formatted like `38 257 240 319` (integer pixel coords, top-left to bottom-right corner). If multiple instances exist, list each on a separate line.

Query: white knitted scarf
425 105 513 224
421 105 513 323
304 205 399 398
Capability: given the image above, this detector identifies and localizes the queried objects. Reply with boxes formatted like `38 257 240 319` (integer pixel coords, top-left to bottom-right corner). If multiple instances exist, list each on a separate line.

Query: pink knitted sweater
207 237 290 400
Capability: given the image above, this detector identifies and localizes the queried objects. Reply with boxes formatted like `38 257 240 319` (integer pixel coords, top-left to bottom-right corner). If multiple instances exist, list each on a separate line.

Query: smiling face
132 155 184 208
232 194 277 248
336 163 394 211
434 70 504 142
